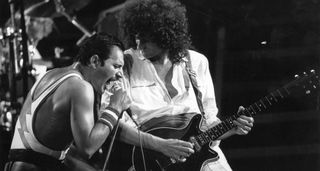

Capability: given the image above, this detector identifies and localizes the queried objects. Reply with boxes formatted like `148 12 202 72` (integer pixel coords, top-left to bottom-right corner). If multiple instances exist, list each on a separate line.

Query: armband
97 107 119 130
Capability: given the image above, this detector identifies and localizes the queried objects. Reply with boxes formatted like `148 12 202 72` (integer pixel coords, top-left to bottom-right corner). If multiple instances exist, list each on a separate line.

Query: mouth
104 78 120 92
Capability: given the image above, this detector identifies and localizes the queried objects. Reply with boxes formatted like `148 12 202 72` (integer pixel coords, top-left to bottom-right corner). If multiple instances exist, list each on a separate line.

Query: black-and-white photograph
0 0 319 170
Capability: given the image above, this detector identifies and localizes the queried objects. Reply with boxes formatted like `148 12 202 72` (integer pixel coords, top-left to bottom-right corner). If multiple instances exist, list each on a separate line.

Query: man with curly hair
116 0 255 170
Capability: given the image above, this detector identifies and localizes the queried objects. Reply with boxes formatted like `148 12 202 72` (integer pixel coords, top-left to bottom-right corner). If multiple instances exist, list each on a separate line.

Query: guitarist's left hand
233 106 254 135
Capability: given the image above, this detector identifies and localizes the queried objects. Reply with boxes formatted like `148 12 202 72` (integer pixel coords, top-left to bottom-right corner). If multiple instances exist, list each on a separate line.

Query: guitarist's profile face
136 37 166 61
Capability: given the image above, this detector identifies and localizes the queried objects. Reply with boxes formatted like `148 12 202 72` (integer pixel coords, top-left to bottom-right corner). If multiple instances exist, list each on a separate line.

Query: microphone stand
102 110 124 171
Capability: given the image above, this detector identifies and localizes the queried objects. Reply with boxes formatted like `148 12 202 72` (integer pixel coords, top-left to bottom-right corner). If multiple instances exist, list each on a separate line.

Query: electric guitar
131 70 319 171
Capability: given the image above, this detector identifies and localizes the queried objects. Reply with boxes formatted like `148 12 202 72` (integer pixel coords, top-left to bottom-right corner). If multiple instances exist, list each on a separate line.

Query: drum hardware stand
7 0 30 101
0 0 30 132
8 0 19 104
54 0 96 46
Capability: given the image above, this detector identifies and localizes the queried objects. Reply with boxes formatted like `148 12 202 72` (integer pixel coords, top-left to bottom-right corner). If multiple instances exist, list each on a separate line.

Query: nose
115 72 123 79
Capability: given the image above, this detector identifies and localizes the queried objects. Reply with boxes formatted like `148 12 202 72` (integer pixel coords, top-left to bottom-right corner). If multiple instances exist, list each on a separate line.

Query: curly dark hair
75 32 124 66
119 0 192 63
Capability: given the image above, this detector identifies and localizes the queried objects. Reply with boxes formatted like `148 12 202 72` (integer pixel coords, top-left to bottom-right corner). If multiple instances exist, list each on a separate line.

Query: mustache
107 72 123 83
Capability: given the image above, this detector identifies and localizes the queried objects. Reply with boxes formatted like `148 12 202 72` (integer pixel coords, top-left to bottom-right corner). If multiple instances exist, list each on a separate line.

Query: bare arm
69 78 130 159
70 79 111 159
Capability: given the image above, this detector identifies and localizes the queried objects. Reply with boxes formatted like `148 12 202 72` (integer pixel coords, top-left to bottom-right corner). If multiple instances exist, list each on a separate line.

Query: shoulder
187 49 209 67
45 70 94 103
65 77 93 97
53 70 90 95
33 69 83 98
124 48 143 61
124 48 149 75
57 76 95 108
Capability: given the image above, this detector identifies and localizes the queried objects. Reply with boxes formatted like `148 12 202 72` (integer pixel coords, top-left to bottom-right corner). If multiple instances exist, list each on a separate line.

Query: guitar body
132 113 219 171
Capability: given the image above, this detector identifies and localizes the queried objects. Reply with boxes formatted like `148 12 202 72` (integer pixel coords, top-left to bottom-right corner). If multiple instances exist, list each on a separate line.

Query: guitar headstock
289 69 319 95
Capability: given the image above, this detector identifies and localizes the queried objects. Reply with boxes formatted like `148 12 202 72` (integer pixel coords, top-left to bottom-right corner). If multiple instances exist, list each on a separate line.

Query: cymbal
25 0 91 18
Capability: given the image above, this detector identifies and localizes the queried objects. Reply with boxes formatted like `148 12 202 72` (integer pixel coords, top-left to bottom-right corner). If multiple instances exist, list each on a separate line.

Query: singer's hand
108 77 132 114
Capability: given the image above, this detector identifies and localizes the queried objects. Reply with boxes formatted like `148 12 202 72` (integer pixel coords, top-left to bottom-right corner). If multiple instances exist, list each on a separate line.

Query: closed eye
114 64 122 69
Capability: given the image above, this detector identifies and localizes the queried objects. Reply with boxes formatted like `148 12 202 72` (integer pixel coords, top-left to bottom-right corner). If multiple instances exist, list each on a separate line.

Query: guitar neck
195 86 292 146
192 70 318 147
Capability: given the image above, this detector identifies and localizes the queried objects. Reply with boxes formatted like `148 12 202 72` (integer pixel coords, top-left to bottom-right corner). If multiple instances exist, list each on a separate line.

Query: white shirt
126 48 219 128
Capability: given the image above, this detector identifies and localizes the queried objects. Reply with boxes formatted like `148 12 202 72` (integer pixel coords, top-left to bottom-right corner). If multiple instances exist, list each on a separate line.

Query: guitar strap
183 51 205 116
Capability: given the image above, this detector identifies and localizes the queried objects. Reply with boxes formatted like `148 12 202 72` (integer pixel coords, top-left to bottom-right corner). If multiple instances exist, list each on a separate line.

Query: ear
89 55 101 69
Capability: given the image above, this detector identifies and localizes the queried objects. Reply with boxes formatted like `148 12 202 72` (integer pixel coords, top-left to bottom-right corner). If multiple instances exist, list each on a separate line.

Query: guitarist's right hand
157 138 195 162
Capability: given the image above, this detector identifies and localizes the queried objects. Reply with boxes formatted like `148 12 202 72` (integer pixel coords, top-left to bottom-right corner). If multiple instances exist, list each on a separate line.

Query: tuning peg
294 74 300 78
305 90 311 94
303 72 308 76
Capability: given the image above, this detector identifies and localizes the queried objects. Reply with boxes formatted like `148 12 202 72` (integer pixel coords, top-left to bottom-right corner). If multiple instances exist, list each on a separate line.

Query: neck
73 62 91 82
72 62 103 98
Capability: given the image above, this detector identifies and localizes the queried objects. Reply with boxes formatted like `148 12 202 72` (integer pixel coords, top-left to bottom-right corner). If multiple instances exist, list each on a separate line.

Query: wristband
98 107 119 130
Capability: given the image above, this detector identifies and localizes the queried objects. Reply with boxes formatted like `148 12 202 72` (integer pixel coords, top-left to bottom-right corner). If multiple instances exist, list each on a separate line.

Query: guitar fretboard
192 70 319 146
195 85 294 146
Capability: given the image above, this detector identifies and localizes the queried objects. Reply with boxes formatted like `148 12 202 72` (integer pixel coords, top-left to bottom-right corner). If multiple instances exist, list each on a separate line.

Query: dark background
1 0 320 170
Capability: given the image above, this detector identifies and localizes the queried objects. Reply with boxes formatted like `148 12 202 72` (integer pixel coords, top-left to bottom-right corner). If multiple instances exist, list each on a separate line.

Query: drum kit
0 0 94 132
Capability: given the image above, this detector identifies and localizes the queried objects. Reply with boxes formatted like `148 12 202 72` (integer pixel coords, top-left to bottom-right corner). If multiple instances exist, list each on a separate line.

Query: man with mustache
4 33 131 171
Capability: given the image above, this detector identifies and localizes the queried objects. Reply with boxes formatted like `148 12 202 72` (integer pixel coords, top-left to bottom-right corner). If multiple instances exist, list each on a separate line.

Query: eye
114 64 122 69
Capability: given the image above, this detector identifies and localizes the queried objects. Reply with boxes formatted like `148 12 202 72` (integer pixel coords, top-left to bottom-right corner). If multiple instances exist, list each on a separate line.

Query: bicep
69 81 95 147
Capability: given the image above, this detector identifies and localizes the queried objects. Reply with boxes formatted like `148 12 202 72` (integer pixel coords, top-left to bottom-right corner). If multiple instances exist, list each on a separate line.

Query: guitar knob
189 136 202 152
306 90 311 94
170 158 176 164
